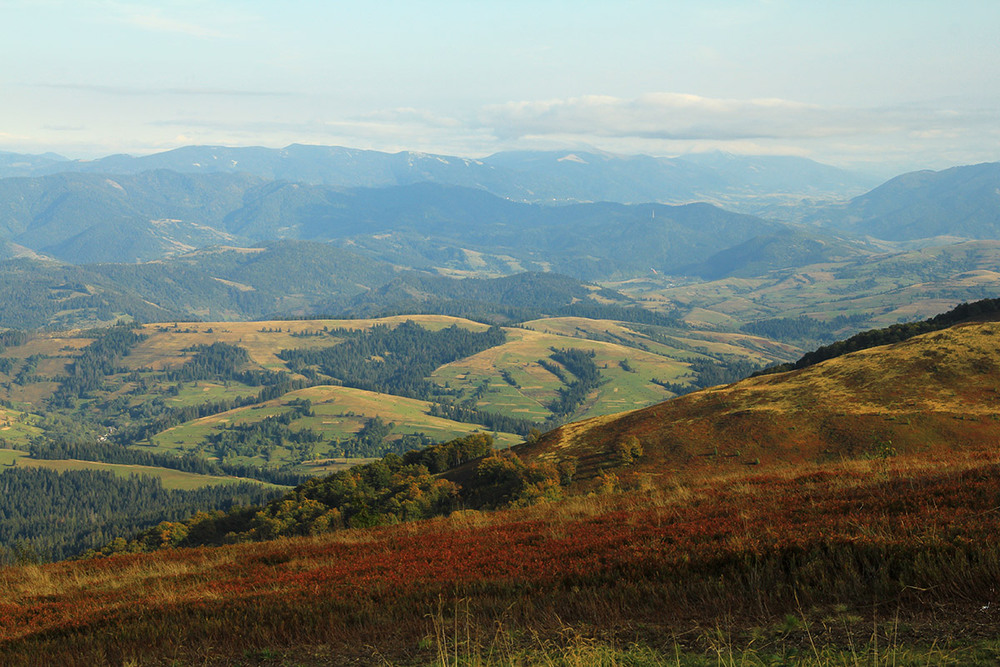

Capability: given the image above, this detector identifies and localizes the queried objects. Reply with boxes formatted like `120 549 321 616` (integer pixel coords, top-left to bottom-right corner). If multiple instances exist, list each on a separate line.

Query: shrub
614 436 643 465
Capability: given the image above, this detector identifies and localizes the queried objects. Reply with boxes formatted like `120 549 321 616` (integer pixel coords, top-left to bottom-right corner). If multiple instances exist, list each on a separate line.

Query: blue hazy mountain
0 145 876 209
814 162 1000 241
0 174 784 275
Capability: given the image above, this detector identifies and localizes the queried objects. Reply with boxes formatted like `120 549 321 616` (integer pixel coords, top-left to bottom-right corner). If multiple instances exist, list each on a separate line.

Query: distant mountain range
0 145 877 210
0 144 998 331
0 172 794 275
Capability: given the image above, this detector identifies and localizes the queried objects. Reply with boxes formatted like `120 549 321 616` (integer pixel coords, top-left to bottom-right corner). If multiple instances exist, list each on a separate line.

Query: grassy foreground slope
5 309 1000 663
3 444 1000 664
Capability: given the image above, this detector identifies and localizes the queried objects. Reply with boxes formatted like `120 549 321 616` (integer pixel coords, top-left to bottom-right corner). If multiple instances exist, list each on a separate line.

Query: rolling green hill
0 171 257 262
678 227 874 280
0 248 679 331
0 314 790 465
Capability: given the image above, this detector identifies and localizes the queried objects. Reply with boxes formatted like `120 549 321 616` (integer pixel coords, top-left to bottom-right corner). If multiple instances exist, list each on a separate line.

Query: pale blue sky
2 0 998 172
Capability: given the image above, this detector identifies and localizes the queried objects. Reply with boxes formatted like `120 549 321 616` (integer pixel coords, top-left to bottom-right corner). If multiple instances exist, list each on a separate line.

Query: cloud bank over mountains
3 2 998 172
7 86 995 174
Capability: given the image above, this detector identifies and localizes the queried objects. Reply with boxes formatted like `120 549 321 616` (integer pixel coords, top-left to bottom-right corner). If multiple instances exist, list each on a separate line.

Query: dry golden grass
526 321 1000 480
0 334 92 360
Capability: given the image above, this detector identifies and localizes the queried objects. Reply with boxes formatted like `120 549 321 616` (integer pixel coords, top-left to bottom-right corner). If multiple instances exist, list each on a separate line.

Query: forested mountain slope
0 241 395 328
0 172 784 275
816 161 1000 241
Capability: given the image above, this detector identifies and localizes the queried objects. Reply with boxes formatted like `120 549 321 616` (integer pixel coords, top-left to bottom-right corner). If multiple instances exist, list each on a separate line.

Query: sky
2 0 999 174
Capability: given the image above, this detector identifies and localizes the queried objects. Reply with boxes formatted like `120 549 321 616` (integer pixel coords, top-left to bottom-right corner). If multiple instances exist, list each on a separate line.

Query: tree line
166 341 251 382
28 441 307 486
741 313 869 344
653 357 763 395
278 321 506 399
428 401 539 436
0 466 280 562
49 322 146 408
545 348 605 417
91 432 577 555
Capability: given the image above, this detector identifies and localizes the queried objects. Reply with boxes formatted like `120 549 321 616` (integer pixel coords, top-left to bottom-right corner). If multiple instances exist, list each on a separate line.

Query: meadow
431 326 682 422
0 449 279 491
149 385 524 465
0 314 785 476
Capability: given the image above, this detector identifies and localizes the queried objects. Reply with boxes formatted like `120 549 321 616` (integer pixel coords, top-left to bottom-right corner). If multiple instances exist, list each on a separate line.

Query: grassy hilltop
527 317 1000 481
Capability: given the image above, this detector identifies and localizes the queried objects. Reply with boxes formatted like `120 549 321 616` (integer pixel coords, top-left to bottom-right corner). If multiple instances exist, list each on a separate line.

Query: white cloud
118 9 224 39
479 93 997 146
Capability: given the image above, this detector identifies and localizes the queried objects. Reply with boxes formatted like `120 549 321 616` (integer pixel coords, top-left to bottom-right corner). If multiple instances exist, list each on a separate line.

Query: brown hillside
524 319 1000 480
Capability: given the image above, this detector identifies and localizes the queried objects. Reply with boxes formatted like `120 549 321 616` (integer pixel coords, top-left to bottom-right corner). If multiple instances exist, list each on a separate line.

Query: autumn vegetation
6 304 1000 663
5 447 1000 664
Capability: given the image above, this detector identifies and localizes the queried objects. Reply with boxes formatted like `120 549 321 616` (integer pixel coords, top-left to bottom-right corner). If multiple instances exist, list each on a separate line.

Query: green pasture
0 449 281 490
160 380 261 408
149 401 288 453
146 385 522 466
433 327 687 421
0 409 45 446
